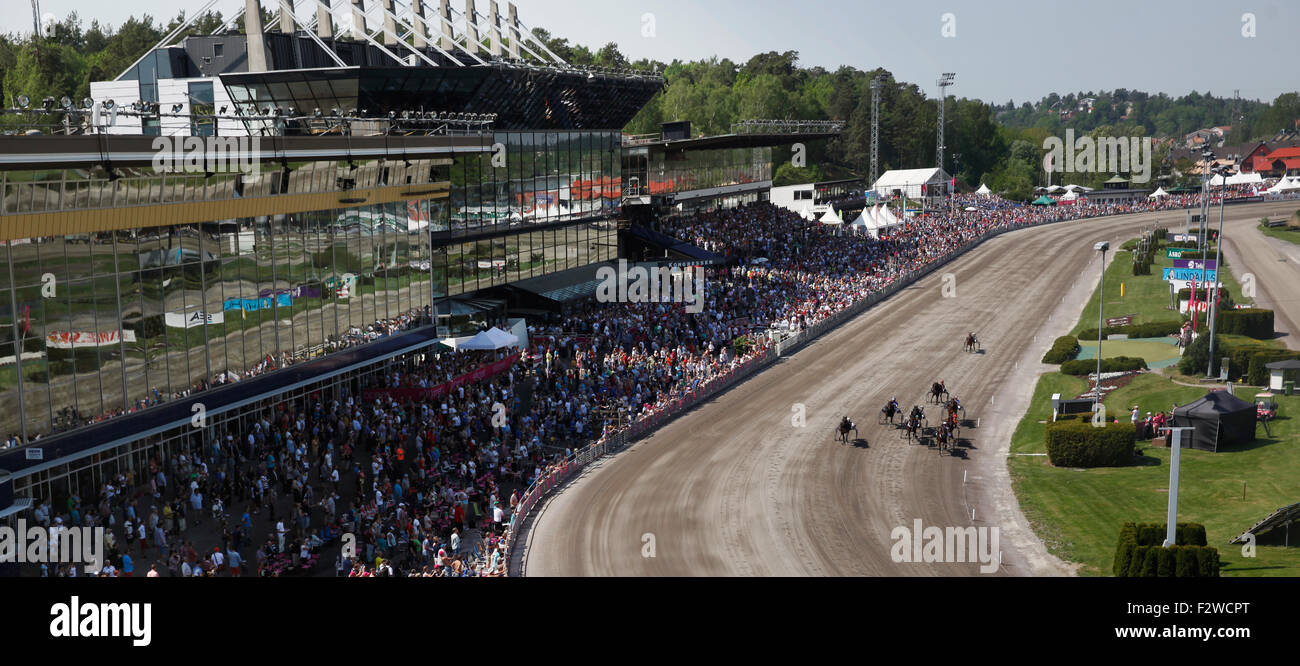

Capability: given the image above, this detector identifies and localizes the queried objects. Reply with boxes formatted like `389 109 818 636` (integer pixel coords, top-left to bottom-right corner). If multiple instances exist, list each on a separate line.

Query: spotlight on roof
16 95 30 109
82 97 94 109
60 96 73 110
102 99 115 111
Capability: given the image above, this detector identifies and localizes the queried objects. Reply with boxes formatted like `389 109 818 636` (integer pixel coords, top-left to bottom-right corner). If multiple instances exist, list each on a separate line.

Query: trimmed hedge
1060 356 1148 376
1218 308 1274 340
1248 350 1300 386
1080 320 1183 341
1042 335 1081 364
1045 419 1137 467
1113 522 1219 577
1177 287 1231 303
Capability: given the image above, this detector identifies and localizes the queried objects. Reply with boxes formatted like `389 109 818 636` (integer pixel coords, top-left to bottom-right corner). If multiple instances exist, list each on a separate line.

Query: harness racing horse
945 397 965 423
964 333 980 353
880 399 902 425
836 417 859 444
905 406 925 443
935 421 954 453
929 381 950 404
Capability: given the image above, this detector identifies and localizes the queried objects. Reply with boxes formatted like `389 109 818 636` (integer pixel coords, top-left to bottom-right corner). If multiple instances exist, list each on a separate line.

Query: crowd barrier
504 204 1213 573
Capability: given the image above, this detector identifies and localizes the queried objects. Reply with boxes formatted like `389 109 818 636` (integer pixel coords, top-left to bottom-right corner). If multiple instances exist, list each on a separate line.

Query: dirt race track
519 201 1300 577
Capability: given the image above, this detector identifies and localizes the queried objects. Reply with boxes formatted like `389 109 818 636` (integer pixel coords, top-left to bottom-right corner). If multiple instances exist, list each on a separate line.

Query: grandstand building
0 0 835 522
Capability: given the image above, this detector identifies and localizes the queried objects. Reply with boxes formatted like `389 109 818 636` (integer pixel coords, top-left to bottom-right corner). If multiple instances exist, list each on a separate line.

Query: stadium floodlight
102 99 115 111
171 104 183 114
60 96 73 110
17 95 30 109
42 96 56 111
82 98 94 109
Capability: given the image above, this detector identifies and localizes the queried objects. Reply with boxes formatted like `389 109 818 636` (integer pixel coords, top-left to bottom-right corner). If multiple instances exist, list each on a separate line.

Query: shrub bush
1045 419 1136 467
1218 308 1274 340
1113 522 1218 577
1041 335 1081 364
1060 356 1147 375
1247 350 1300 386
1079 321 1182 341
1178 333 1213 375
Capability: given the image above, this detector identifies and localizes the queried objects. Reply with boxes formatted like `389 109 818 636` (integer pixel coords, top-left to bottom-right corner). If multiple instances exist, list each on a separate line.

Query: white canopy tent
1267 177 1300 194
974 183 991 196
1060 191 1079 201
1227 172 1263 186
457 327 520 350
871 167 950 198
819 206 844 225
1148 187 1169 199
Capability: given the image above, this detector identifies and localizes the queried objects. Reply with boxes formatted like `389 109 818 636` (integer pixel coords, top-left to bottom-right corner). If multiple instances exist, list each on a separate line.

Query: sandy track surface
520 201 1300 577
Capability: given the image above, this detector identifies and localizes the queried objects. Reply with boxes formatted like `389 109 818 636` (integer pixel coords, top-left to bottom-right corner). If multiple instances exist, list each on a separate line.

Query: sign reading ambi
596 260 705 314
1042 129 1153 183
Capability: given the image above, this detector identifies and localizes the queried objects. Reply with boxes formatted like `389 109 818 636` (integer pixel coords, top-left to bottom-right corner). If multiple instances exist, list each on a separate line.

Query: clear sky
8 0 1298 104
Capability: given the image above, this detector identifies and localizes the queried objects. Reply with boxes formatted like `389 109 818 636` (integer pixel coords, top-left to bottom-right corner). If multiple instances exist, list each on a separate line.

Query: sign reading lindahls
45 330 137 349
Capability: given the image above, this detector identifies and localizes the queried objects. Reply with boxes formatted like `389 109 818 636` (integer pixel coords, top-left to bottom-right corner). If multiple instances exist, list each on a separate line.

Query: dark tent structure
1171 390 1257 452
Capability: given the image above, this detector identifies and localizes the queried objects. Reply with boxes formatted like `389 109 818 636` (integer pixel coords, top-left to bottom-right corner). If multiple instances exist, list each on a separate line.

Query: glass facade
643 147 772 195
0 131 622 443
1 208 437 441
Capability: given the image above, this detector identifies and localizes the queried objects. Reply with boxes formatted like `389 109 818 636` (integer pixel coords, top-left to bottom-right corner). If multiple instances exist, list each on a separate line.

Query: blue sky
8 0 1299 104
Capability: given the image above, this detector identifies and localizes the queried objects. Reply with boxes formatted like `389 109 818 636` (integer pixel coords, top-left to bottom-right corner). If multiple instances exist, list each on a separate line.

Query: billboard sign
1163 267 1217 282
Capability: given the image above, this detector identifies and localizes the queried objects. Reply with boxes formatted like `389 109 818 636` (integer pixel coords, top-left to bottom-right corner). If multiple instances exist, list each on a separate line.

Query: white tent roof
1044 185 1064 193
975 183 991 195
457 327 519 350
1060 191 1079 201
1269 177 1300 193
1148 187 1169 198
819 207 844 224
872 167 948 190
1227 172 1263 185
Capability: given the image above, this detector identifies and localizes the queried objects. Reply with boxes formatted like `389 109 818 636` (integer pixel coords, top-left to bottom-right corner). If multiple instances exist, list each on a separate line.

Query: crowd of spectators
23 190 1242 577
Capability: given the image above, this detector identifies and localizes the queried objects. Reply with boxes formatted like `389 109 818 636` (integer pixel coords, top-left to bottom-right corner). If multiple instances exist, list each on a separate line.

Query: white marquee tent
974 183 991 196
871 167 950 198
458 327 519 350
819 206 844 225
1268 177 1300 193
1148 187 1169 199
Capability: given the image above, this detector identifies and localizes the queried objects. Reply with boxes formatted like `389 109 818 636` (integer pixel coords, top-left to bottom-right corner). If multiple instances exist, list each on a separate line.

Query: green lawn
1071 240 1244 337
1257 220 1300 247
1078 339 1182 368
1013 232 1300 576
1010 372 1300 576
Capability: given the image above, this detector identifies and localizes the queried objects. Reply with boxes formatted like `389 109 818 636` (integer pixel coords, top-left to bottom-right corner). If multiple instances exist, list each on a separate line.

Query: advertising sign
165 310 225 328
1172 259 1217 270
45 330 137 349
1163 267 1217 282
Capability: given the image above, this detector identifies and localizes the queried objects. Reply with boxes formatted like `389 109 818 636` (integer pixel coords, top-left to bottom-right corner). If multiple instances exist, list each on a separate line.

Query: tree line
2 14 1296 200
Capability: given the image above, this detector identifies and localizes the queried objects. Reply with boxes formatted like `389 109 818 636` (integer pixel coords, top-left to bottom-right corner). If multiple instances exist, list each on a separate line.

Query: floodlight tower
870 76 883 186
936 72 955 173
